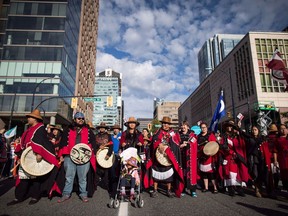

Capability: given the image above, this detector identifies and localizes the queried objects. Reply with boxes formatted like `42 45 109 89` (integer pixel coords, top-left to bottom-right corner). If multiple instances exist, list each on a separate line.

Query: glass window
59 4 67 16
31 3 38 15
17 3 24 14
7 17 44 30
44 18 65 30
10 3 17 14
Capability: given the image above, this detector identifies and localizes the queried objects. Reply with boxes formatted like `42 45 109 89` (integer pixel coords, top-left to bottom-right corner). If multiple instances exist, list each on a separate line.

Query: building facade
153 99 181 129
92 68 123 128
0 0 99 130
180 32 288 132
198 34 244 83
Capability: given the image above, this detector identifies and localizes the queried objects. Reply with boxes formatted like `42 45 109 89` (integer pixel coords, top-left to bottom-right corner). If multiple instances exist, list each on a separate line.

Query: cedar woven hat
268 124 278 132
160 116 172 124
112 124 122 130
50 124 63 132
26 109 43 121
124 117 139 127
96 122 108 129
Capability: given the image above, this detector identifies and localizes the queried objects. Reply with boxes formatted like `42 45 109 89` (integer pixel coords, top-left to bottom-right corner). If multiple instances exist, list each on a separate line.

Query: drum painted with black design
70 143 92 164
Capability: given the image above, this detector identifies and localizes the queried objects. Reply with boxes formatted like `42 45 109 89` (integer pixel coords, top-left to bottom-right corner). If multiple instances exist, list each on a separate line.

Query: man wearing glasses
56 112 97 203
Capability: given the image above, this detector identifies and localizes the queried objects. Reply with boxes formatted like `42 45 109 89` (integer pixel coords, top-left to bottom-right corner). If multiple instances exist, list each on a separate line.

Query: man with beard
7 109 59 206
144 116 184 198
57 112 97 203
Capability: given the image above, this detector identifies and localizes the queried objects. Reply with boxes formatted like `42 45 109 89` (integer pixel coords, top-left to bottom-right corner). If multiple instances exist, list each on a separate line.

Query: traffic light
107 96 113 107
71 97 78 108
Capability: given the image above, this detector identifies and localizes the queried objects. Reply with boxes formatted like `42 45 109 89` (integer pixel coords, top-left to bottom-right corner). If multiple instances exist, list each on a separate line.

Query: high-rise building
180 31 288 132
0 0 99 130
93 68 123 128
198 34 244 83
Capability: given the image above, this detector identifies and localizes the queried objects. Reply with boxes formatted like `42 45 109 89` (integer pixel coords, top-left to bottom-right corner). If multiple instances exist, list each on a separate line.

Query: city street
0 178 288 216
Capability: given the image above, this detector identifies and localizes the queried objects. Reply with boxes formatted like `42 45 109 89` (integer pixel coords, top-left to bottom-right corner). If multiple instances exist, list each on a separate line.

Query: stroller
109 147 144 208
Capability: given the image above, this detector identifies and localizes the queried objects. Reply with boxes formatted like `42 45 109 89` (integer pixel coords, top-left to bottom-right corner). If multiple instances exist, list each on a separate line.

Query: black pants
15 179 42 201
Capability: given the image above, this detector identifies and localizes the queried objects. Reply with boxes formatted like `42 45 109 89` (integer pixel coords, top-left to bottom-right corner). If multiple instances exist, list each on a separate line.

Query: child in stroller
109 147 144 208
120 156 140 200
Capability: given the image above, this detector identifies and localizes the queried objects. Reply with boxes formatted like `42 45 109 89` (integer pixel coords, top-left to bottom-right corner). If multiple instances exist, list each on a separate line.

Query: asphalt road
0 178 288 216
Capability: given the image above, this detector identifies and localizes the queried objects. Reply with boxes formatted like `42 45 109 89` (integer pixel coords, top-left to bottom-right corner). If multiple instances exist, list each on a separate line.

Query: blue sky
96 0 288 118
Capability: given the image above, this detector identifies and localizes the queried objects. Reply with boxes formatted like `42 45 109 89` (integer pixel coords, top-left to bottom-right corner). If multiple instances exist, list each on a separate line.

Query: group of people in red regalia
3 109 288 207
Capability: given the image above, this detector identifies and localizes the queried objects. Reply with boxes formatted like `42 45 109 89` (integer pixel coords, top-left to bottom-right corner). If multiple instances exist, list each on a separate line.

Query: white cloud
96 0 288 118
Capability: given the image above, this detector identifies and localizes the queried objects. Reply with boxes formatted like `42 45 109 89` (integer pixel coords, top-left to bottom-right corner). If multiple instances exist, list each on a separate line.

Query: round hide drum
155 147 172 166
70 143 92 164
20 146 54 176
203 141 219 156
96 147 115 168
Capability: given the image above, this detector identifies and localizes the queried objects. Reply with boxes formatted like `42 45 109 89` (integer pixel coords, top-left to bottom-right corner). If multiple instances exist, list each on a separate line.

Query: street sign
254 101 276 111
84 97 102 102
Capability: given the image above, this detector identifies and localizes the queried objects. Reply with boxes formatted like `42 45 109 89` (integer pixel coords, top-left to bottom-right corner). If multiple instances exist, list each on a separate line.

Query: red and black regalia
95 129 113 191
13 122 59 202
274 134 288 190
50 124 97 197
120 129 144 154
144 128 184 198
197 132 217 175
186 132 198 192
219 126 249 195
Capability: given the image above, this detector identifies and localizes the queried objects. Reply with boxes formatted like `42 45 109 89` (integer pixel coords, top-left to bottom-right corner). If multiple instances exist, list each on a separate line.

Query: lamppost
31 75 59 112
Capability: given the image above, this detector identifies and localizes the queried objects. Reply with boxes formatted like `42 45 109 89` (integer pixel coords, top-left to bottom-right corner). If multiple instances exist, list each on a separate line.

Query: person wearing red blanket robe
56 112 97 203
179 121 198 197
144 116 184 198
219 120 249 197
274 124 288 191
7 109 59 206
197 122 218 193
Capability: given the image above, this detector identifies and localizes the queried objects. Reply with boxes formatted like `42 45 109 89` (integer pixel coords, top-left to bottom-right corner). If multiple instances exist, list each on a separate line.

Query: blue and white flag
4 126 17 139
209 91 226 132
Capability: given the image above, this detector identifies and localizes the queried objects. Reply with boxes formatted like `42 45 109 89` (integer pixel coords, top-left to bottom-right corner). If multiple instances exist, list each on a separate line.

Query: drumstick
10 162 20 172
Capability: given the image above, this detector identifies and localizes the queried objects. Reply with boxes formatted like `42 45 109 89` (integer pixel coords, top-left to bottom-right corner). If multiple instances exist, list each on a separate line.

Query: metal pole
229 69 236 121
247 89 252 127
8 93 16 130
31 76 59 112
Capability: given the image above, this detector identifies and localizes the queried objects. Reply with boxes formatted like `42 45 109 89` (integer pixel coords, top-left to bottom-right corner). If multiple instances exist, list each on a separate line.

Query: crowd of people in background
0 109 287 207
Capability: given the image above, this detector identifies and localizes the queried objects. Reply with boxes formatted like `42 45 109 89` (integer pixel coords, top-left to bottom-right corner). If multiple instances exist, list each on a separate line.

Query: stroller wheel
113 199 120 208
108 198 114 208
136 196 144 208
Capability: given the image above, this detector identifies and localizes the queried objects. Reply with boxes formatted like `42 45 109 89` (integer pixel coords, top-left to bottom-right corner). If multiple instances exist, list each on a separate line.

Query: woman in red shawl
274 124 288 191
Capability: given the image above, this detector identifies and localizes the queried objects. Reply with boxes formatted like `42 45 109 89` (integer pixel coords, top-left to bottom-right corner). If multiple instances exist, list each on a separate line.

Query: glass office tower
0 0 99 129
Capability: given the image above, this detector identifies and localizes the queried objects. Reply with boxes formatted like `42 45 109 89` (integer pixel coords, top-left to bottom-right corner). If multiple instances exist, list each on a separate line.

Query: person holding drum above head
218 120 249 197
144 116 184 198
197 122 218 194
7 109 59 206
57 112 97 203
120 117 144 154
95 122 114 194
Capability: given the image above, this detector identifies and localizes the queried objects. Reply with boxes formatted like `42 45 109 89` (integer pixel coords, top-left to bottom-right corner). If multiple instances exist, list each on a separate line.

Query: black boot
228 186 235 197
